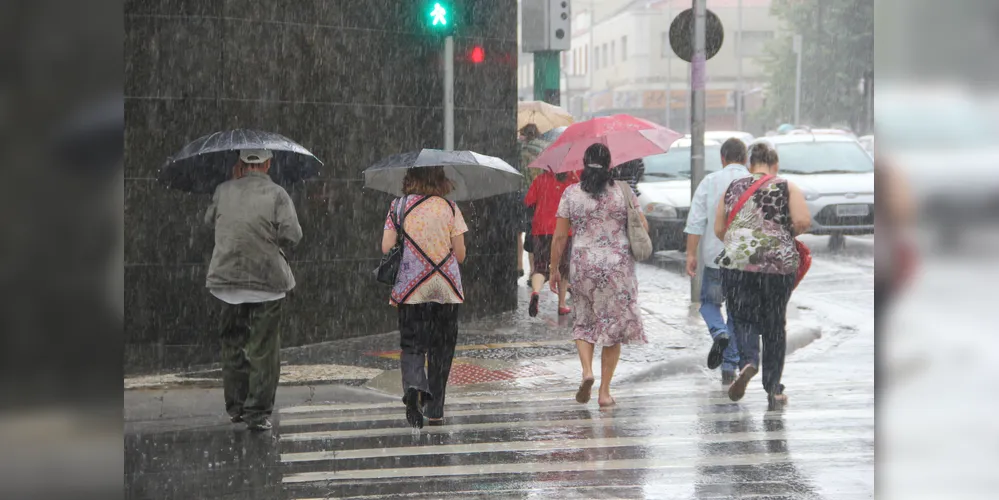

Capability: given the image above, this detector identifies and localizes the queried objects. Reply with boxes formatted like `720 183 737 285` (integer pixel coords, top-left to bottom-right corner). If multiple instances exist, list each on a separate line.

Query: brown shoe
727 365 758 402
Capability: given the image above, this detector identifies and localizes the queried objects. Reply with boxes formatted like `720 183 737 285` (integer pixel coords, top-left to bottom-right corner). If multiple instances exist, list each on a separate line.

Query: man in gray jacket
205 149 302 431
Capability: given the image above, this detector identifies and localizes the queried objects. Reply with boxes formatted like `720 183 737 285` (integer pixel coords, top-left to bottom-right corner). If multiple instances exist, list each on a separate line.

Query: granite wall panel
126 0 519 373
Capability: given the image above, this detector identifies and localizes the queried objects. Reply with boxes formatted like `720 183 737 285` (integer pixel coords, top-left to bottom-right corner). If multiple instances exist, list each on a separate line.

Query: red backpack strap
726 175 773 228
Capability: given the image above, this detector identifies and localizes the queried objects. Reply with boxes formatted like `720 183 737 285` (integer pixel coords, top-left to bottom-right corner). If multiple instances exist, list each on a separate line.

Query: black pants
219 300 283 425
398 303 460 419
722 269 794 396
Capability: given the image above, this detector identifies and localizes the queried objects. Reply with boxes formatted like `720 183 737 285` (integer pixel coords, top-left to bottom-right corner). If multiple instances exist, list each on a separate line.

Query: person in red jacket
525 169 580 317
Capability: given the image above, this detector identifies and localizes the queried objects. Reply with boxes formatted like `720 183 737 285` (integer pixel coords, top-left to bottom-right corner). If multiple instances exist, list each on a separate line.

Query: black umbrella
157 129 322 193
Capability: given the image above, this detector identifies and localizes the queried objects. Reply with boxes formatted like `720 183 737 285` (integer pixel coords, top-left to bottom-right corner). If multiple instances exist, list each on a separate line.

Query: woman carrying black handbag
379 166 468 428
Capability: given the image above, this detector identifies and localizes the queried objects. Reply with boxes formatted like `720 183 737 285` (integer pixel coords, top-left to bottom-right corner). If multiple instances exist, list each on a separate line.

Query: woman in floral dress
549 143 648 407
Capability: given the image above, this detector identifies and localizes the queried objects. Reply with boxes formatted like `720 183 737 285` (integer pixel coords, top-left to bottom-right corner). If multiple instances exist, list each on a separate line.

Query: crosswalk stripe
282 451 870 483
281 393 874 428
279 380 873 415
281 428 873 463
279 392 873 427
280 408 871 442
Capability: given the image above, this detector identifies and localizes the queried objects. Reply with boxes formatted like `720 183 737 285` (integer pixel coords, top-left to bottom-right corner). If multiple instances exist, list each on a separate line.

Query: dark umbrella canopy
364 149 522 201
157 129 322 193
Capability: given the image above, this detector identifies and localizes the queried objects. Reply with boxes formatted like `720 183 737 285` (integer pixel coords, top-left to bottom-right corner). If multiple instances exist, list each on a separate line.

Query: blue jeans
700 267 739 372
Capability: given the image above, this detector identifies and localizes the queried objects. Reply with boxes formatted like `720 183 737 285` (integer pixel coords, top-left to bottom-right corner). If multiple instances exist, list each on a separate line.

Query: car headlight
644 203 678 219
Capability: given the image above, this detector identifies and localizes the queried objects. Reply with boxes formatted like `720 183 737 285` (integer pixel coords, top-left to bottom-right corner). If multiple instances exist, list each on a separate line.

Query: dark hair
749 142 778 167
720 138 747 165
580 143 613 197
520 124 540 141
555 172 569 182
402 166 454 197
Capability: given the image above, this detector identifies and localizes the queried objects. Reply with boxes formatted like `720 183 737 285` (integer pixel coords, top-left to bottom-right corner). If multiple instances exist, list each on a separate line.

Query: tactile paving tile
448 363 555 385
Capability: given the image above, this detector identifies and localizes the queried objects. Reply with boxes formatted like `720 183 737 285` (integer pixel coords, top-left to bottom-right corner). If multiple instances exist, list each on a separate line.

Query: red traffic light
469 46 485 64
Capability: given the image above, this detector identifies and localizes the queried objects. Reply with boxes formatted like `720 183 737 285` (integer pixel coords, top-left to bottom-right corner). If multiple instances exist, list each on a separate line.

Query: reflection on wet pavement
126 373 873 499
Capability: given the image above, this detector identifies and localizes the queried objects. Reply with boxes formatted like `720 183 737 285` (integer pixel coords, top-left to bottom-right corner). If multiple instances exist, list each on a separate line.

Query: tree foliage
756 0 873 132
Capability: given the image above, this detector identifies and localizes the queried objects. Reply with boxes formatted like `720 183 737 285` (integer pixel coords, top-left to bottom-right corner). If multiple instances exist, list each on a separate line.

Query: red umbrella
527 114 682 173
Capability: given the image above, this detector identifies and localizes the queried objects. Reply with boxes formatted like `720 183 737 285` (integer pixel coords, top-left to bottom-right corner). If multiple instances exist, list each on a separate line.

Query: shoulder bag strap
617 181 635 215
726 175 773 229
395 195 408 243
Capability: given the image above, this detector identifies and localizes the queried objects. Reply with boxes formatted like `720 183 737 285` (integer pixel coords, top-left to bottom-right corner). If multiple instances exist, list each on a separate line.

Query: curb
619 323 823 384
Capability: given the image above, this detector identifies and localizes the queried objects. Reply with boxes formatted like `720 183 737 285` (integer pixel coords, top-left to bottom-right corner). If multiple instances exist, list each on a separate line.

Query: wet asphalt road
125 235 873 499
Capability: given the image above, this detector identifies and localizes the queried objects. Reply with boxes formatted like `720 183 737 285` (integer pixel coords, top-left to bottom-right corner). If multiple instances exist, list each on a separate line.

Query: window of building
622 36 628 61
594 46 600 70
602 44 608 69
661 32 670 58
739 31 775 57
610 41 616 65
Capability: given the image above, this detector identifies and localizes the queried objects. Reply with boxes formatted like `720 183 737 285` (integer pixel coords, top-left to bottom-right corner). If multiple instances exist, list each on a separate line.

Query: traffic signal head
469 46 485 64
426 2 452 31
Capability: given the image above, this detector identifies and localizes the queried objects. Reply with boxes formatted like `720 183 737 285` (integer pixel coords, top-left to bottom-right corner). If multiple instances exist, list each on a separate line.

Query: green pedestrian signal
430 3 448 27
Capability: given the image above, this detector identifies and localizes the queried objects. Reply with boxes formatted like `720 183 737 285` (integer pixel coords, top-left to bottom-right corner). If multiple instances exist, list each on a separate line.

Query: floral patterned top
384 195 468 305
715 174 799 275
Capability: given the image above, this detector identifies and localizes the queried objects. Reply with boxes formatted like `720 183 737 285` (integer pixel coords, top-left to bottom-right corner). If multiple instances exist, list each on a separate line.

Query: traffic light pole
444 35 455 150
690 0 707 302
533 51 560 105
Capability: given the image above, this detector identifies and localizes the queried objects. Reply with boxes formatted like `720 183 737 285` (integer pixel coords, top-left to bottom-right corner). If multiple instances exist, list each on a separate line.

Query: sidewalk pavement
125 264 822 398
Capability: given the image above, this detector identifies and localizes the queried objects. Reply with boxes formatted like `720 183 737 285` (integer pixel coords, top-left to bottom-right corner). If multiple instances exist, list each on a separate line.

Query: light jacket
204 171 302 293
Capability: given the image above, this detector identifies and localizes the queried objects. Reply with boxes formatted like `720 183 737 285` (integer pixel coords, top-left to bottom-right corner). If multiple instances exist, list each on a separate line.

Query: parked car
705 130 754 144
752 134 875 248
858 135 875 156
636 138 724 251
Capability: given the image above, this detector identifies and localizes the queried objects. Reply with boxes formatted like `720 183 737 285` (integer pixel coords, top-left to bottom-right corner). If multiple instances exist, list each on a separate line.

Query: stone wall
125 0 520 372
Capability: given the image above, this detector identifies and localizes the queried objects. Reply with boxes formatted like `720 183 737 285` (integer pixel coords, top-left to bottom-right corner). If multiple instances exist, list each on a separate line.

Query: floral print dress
556 183 647 346
715 174 799 275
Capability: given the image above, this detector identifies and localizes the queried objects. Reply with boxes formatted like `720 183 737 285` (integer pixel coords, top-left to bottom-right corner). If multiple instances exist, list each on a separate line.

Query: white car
705 130 755 144
752 134 875 248
858 135 875 156
637 135 875 251
636 138 724 251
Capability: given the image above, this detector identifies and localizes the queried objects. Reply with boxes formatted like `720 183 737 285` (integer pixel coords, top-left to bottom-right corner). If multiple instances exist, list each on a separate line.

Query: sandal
768 392 789 408
727 364 758 402
427 418 445 426
558 306 572 316
529 293 540 317
575 378 595 403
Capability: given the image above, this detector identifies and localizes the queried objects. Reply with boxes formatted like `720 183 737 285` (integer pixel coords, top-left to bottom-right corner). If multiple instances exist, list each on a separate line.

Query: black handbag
374 196 407 286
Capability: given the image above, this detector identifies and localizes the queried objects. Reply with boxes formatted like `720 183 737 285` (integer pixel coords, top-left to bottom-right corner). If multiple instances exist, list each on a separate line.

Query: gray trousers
220 300 282 425
398 303 459 419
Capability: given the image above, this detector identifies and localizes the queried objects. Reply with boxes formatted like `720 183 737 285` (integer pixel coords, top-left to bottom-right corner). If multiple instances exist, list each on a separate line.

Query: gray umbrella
363 149 522 201
158 129 322 193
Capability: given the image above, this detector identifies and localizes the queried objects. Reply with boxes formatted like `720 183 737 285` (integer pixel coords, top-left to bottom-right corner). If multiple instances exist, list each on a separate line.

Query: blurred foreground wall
125 0 519 373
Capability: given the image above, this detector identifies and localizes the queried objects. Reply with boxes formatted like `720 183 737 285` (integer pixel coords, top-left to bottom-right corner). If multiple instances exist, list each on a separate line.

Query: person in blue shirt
684 138 750 384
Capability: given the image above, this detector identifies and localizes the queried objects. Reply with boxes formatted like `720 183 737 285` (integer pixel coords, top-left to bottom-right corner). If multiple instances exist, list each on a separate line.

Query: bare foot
598 395 616 407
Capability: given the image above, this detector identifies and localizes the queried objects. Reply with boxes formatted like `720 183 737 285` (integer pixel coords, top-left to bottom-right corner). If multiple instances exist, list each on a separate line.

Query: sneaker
721 370 736 385
246 418 273 431
528 293 540 317
707 333 730 370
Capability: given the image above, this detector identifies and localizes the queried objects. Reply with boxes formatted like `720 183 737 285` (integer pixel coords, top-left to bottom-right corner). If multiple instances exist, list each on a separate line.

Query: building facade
125 0 521 373
520 0 779 134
